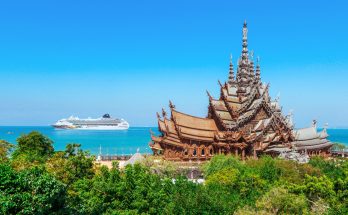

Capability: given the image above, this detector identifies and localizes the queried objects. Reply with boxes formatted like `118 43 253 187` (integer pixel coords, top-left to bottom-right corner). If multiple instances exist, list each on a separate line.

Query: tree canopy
1 131 348 214
0 140 13 163
11 131 54 169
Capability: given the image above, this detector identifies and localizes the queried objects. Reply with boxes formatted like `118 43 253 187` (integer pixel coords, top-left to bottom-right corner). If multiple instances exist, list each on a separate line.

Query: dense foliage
11 131 54 170
0 140 13 163
0 164 66 214
0 132 347 214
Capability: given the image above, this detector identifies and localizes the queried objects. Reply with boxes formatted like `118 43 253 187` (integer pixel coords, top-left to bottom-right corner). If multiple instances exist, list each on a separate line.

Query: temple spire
228 54 234 84
236 21 250 90
242 20 248 61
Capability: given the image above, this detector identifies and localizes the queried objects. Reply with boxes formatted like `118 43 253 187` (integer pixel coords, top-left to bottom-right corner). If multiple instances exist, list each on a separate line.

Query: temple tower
149 22 333 161
237 21 251 94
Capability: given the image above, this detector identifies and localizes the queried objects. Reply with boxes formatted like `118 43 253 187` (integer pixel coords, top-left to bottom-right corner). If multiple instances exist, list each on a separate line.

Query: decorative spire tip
162 108 167 117
312 119 317 128
206 90 212 99
218 80 223 87
169 100 175 109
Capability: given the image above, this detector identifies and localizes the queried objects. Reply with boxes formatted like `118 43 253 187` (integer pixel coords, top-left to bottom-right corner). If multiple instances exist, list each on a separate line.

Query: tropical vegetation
1 131 347 214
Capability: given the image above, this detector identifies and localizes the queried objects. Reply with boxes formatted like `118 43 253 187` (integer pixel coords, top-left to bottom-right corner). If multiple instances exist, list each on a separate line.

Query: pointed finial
256 56 260 65
162 108 167 118
218 80 223 87
242 21 248 41
312 119 317 128
230 53 233 63
244 20 247 27
206 90 212 100
169 100 175 109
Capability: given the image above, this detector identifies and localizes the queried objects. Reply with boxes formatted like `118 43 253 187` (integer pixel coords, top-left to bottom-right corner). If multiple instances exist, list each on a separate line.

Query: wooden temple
149 21 332 161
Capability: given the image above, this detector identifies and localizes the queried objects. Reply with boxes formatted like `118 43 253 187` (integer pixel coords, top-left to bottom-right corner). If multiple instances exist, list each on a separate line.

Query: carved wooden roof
150 22 332 158
172 109 218 131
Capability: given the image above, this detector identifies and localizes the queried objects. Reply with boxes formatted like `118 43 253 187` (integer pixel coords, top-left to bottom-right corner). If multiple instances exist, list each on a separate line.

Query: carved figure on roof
169 100 175 109
162 108 167 118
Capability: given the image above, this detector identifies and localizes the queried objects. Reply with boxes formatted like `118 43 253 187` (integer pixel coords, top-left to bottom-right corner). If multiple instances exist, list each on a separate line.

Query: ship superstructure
53 114 129 130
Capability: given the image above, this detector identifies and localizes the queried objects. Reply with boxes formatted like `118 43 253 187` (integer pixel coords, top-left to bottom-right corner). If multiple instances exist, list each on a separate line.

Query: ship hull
52 125 129 130
76 125 129 130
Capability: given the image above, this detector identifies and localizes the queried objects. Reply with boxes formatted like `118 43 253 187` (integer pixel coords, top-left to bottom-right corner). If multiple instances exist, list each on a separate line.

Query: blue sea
0 126 159 155
0 127 347 155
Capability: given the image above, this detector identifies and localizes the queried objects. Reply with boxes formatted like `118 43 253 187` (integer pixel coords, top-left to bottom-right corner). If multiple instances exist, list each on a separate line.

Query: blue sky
0 0 347 128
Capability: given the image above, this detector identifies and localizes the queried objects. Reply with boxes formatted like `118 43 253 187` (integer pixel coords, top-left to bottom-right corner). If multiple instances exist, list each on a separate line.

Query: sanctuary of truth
149 22 332 161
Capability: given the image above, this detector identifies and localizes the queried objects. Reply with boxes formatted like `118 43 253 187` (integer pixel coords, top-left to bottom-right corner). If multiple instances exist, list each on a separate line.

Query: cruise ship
52 114 129 130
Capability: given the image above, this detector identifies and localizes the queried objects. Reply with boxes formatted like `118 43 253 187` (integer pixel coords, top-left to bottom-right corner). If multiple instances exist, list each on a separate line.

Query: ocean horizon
0 126 159 155
0 126 347 155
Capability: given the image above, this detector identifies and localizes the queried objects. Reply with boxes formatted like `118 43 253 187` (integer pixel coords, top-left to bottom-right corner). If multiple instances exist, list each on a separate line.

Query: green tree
309 156 345 180
68 163 174 214
203 154 270 212
46 143 94 185
288 174 336 213
203 154 242 177
0 163 66 215
0 140 13 163
255 187 309 214
205 167 240 186
256 156 281 183
273 159 321 185
11 131 54 169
